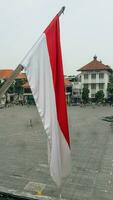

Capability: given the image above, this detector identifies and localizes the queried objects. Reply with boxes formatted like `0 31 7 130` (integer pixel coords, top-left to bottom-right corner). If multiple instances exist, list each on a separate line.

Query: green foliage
107 83 113 94
95 90 104 103
107 73 113 94
0 80 2 87
82 87 89 103
109 74 113 83
14 79 25 94
0 78 27 95
7 82 15 94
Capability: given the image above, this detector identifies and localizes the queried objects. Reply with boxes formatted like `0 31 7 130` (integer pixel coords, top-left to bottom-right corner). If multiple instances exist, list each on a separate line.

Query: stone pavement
0 105 113 199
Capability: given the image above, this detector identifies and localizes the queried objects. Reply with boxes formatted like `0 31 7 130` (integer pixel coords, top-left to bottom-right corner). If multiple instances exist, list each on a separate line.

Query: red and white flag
21 15 71 187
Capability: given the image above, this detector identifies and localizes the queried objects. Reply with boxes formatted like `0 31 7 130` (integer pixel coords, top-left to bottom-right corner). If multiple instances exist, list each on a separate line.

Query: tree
95 90 104 103
0 80 2 87
107 83 113 94
109 73 113 83
107 73 113 94
14 79 25 94
82 87 89 104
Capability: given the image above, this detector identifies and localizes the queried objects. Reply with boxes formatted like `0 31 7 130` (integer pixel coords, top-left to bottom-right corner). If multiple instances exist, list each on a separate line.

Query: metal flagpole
0 6 65 99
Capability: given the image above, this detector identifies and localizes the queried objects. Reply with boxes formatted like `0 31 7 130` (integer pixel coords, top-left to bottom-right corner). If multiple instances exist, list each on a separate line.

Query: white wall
80 70 110 98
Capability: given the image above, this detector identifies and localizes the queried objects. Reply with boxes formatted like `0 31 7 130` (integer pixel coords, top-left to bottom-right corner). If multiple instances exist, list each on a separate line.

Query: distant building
0 69 26 82
64 79 72 105
22 82 35 105
77 56 112 99
66 75 82 102
0 69 27 103
64 79 72 95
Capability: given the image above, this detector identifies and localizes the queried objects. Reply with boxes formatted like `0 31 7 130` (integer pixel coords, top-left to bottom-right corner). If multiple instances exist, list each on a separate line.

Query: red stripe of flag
44 15 70 147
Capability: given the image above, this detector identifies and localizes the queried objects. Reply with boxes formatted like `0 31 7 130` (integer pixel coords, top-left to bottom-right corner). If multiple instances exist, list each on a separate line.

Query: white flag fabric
21 15 71 187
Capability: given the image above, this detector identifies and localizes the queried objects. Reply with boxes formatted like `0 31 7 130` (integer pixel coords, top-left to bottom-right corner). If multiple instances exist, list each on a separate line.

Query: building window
91 94 95 98
84 84 88 88
99 73 104 79
66 86 72 95
91 84 96 89
84 74 88 79
79 75 81 82
73 91 76 95
91 74 96 79
99 83 104 90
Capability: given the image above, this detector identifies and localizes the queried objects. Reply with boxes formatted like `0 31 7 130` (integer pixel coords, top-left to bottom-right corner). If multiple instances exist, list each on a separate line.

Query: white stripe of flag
21 15 71 187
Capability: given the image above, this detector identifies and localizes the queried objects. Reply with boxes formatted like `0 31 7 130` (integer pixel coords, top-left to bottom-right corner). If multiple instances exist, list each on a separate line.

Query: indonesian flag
21 15 71 187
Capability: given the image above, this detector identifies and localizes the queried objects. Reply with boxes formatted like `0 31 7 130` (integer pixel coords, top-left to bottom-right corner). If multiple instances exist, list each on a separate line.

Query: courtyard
0 105 113 200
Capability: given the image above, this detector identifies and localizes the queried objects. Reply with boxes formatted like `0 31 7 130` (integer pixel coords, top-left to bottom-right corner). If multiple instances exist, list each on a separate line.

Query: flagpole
58 187 62 199
0 6 66 99
58 6 65 16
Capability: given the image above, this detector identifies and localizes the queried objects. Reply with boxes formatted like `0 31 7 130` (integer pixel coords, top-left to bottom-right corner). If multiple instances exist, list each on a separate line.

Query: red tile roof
0 69 26 79
0 69 13 78
77 56 112 72
23 79 72 89
16 73 26 79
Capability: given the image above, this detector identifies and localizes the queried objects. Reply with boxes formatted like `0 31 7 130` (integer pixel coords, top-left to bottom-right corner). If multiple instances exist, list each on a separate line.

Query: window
91 74 96 79
91 84 96 89
66 86 72 95
84 84 88 88
84 74 88 79
91 94 95 98
99 83 104 90
99 73 104 79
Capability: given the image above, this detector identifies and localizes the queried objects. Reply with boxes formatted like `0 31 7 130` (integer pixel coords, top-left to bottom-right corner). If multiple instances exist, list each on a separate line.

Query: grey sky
0 0 113 75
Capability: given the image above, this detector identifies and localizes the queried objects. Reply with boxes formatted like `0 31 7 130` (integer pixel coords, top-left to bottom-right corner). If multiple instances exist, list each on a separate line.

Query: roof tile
78 57 112 71
0 69 26 79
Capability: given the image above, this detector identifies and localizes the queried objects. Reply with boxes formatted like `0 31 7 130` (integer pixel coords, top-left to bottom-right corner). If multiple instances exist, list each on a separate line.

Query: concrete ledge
0 186 66 200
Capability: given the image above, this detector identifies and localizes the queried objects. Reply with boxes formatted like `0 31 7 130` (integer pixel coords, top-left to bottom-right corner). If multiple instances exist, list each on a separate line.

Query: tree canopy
107 73 113 94
82 87 89 103
95 90 104 103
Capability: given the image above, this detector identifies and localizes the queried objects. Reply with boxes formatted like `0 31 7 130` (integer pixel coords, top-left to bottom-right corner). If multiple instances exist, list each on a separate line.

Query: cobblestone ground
0 105 113 200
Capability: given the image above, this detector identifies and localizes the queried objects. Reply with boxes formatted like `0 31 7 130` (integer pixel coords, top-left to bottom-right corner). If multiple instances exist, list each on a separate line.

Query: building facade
77 56 112 99
0 69 27 104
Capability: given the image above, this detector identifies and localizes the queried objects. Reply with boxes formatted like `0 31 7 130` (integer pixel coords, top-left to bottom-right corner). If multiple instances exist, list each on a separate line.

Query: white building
77 56 112 99
66 75 82 103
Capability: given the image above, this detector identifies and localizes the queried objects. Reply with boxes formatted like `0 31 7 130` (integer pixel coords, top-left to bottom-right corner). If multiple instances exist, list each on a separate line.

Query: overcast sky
0 0 113 75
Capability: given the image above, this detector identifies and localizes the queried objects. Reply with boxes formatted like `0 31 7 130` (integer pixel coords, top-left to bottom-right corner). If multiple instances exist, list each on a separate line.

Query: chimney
93 55 97 60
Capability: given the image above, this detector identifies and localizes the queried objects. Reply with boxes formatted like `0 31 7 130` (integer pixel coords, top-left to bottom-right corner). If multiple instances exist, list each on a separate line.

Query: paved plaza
0 105 113 200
